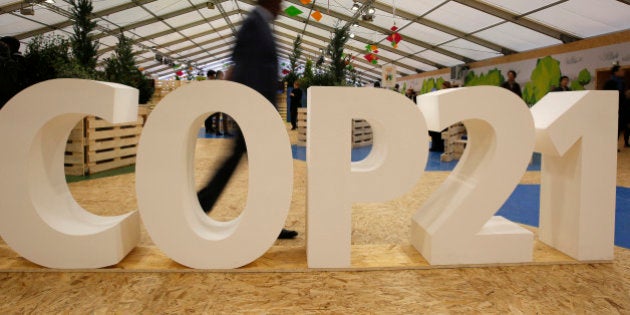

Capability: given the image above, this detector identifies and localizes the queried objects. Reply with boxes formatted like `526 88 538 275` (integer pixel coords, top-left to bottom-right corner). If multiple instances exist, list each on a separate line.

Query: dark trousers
429 131 444 152
290 103 300 129
197 132 246 213
619 113 630 145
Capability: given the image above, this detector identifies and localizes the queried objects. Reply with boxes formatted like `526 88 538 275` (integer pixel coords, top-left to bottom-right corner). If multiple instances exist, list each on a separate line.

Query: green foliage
522 56 561 105
69 0 99 70
328 26 350 85
420 78 437 94
301 58 314 89
23 35 72 84
0 45 26 108
569 68 592 91
104 32 154 104
419 77 446 94
463 68 504 87
283 36 302 86
577 68 591 85
305 25 351 87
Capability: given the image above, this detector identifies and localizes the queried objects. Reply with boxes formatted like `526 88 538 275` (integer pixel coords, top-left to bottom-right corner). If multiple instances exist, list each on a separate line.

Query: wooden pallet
295 110 374 148
84 116 143 174
441 122 467 162
64 120 86 176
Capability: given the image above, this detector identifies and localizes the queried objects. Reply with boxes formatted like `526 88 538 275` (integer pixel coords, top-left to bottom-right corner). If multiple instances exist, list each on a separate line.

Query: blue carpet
290 144 541 172
198 128 235 139
498 185 630 249
203 134 627 249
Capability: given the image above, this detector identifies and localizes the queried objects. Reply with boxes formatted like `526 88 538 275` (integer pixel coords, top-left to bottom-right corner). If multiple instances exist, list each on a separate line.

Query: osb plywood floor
1 127 629 313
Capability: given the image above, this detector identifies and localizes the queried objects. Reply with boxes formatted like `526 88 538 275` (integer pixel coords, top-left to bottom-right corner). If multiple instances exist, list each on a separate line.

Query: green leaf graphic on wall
570 68 591 91
420 77 446 94
522 56 561 105
463 68 504 86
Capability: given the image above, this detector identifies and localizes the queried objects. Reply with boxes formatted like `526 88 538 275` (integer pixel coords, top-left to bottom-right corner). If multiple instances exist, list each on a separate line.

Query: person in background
204 70 218 134
553 76 571 91
405 88 417 104
213 70 232 136
197 0 297 239
501 70 522 98
428 81 453 152
604 65 628 149
289 80 302 130
622 89 630 148
0 36 26 110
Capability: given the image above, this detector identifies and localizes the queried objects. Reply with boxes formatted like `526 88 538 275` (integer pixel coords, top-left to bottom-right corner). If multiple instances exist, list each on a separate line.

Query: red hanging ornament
176 70 184 76
386 26 403 49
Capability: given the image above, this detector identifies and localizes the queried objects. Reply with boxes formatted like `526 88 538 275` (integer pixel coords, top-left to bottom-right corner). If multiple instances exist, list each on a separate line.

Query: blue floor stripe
498 185 630 249
201 133 627 249
290 144 541 172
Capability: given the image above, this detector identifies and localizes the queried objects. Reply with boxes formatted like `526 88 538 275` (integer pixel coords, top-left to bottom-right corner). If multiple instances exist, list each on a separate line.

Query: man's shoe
278 228 298 239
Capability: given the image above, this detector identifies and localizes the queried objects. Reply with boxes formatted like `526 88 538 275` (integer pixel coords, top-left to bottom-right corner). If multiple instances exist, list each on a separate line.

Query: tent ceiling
1 0 628 82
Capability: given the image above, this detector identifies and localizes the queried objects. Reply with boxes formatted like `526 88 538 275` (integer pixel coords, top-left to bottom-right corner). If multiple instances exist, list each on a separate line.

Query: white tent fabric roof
1 0 629 82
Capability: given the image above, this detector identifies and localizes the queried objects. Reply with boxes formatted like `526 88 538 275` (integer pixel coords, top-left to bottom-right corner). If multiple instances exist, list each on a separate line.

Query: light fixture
367 7 375 14
45 0 55 3
349 33 355 38
353 23 358 27
351 2 360 11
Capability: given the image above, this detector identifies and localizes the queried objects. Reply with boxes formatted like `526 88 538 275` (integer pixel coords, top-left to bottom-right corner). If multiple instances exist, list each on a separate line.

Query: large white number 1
532 91 617 261
412 86 536 265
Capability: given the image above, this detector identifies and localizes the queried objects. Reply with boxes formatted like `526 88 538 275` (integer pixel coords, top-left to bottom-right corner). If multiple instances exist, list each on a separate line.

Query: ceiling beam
274 29 417 74
275 37 383 80
274 44 381 82
103 25 237 67
278 0 471 63
273 20 441 70
451 0 581 43
13 0 158 39
365 0 514 55
95 11 242 55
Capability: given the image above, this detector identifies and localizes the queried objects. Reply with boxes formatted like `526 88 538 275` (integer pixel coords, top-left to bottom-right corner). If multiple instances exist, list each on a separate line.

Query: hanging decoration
364 44 379 65
284 5 303 17
300 0 311 4
175 70 184 77
387 26 403 49
311 10 323 22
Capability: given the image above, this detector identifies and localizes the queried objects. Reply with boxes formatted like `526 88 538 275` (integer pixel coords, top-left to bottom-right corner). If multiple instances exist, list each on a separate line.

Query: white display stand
412 86 535 265
135 80 294 269
531 91 617 261
0 79 140 269
306 87 428 268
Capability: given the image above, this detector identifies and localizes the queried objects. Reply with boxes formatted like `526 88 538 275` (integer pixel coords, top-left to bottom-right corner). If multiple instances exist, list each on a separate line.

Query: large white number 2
412 87 536 265
532 91 617 261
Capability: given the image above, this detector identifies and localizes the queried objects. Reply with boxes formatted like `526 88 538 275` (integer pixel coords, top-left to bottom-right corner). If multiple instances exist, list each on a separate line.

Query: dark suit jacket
231 7 278 106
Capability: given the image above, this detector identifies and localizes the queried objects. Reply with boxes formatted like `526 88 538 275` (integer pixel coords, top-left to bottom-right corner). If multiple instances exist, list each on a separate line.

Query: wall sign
0 79 617 269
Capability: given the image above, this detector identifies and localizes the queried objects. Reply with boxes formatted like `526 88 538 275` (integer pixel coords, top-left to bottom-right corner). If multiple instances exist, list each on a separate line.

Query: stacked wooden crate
64 121 87 176
295 108 374 148
277 84 287 121
296 108 307 146
351 119 373 148
440 123 467 162
64 111 146 176
85 116 143 174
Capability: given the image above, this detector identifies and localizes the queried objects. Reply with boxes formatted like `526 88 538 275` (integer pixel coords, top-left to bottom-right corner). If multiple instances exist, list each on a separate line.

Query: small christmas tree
104 32 154 104
284 35 302 86
69 0 99 70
